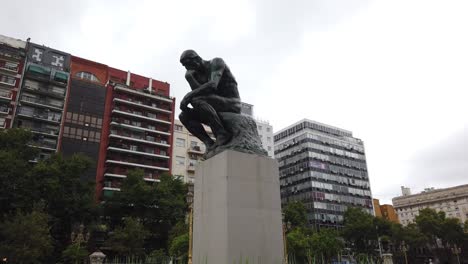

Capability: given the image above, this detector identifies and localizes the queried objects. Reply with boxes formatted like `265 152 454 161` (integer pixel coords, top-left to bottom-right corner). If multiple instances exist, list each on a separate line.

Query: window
0 74 15 86
176 156 185 165
175 124 183 131
75 71 100 82
267 137 271 142
258 125 263 130
266 127 271 132
190 141 198 147
176 138 185 147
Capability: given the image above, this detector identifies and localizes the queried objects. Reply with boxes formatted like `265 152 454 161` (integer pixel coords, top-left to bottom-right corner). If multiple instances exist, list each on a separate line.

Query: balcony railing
109 133 170 147
107 145 170 159
23 85 66 98
110 121 170 136
0 105 9 114
0 61 19 73
26 126 59 137
113 97 172 113
104 172 161 183
28 140 57 151
0 90 12 100
17 110 61 124
188 145 204 155
114 84 173 103
112 109 171 125
106 159 170 171
20 95 64 110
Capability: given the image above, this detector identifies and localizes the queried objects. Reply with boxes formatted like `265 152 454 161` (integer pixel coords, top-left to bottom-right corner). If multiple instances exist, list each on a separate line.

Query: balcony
26 127 59 137
188 145 204 155
112 109 171 125
0 60 19 73
109 133 170 148
28 140 57 151
187 164 196 172
17 111 61 124
104 173 161 182
20 95 63 111
26 63 69 87
103 187 121 191
110 121 170 136
0 119 5 129
0 50 22 62
0 90 12 101
23 84 66 99
113 97 171 114
107 145 170 159
114 84 173 103
0 105 9 115
105 160 170 171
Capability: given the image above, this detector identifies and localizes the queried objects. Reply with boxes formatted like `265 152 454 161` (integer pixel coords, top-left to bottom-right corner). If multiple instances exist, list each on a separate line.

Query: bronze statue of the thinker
179 50 266 158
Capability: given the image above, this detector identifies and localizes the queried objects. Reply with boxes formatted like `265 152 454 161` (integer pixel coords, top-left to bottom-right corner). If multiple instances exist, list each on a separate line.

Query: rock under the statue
204 112 267 159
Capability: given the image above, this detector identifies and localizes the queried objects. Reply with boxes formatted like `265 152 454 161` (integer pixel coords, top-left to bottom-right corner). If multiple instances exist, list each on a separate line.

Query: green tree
464 220 468 233
105 217 149 257
440 217 465 246
0 208 53 263
342 207 377 254
62 242 89 264
32 154 96 258
415 208 445 243
0 129 38 214
310 228 344 262
286 227 313 258
283 201 308 228
104 170 188 253
169 233 189 260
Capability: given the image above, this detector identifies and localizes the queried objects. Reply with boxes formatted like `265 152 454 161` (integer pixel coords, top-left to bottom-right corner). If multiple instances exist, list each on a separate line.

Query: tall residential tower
274 119 373 229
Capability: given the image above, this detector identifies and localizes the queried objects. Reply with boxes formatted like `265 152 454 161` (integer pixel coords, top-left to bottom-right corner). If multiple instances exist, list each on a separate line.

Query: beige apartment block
171 119 213 183
392 184 468 226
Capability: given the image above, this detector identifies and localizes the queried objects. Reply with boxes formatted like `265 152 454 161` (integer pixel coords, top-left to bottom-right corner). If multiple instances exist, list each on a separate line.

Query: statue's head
180 50 203 71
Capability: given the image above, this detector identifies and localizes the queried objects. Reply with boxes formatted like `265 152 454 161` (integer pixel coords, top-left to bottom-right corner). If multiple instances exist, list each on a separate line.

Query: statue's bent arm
188 58 226 98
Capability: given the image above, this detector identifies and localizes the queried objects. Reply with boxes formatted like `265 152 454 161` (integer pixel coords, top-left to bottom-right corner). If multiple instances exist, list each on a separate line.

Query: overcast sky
2 0 467 203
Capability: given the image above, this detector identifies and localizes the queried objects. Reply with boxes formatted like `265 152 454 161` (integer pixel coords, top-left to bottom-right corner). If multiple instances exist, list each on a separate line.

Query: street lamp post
187 190 194 264
451 244 461 264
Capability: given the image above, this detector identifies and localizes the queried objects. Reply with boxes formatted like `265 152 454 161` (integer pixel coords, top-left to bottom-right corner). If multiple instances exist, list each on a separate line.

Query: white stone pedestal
192 150 284 264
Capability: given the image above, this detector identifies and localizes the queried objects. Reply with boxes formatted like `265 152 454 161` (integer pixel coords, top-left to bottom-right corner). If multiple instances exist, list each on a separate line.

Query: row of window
23 79 66 97
0 74 15 86
274 121 353 142
21 93 64 109
284 179 372 197
280 159 368 179
17 119 59 136
110 129 168 145
0 60 19 72
276 141 366 161
280 170 370 189
63 126 101 143
65 112 103 129
175 138 200 148
115 94 171 112
17 106 61 122
275 132 365 155
114 106 170 121
278 151 367 171
110 141 167 156
112 117 169 130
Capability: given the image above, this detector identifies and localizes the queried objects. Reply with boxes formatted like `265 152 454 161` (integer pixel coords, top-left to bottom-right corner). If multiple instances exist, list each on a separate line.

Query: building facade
274 119 373 229
99 68 174 198
0 35 26 130
1 34 175 199
392 184 468 226
373 198 399 223
14 42 71 161
171 119 212 183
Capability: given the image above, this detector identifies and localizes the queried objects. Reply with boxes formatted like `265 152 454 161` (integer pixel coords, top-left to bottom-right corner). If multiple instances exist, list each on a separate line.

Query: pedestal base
193 150 284 264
